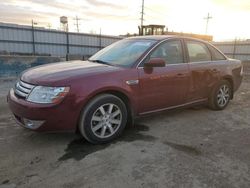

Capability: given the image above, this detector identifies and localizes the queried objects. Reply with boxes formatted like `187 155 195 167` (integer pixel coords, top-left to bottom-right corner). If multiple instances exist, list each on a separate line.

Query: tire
79 94 127 144
208 80 232 110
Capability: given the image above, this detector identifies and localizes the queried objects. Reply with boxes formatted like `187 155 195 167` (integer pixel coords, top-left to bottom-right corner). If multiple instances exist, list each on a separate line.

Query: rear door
184 40 217 101
138 39 190 114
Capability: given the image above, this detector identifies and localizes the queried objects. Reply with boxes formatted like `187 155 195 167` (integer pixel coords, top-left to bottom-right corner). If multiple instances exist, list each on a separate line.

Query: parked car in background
8 36 243 144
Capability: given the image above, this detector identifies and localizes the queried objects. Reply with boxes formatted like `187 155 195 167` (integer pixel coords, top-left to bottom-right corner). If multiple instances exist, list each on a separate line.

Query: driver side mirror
144 58 166 68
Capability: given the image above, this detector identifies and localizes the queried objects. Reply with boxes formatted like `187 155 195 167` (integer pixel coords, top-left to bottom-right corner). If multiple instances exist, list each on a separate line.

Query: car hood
21 60 122 85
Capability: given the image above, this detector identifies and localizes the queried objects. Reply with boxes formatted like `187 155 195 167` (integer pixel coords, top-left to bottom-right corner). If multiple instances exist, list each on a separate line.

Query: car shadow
21 106 207 162
57 124 156 161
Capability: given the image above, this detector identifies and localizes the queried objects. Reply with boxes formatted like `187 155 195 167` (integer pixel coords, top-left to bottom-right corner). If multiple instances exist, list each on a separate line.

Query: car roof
126 35 208 43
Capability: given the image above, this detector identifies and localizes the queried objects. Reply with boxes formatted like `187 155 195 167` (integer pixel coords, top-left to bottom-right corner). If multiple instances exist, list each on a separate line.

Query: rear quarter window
207 44 227 61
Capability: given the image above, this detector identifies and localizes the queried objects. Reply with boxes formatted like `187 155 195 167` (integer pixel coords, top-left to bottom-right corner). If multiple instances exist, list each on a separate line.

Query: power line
204 13 212 34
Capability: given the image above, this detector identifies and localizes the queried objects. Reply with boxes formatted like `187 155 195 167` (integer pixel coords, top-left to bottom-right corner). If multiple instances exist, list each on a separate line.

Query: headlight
27 86 70 104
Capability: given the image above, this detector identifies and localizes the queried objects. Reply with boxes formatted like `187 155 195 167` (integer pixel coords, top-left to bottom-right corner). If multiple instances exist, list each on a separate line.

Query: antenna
204 13 212 34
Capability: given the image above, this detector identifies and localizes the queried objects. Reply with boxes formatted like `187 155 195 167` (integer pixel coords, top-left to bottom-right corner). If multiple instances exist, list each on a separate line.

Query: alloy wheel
91 103 122 138
217 84 230 107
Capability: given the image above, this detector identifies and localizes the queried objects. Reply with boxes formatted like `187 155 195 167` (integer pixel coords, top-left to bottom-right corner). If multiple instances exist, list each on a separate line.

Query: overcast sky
0 0 249 41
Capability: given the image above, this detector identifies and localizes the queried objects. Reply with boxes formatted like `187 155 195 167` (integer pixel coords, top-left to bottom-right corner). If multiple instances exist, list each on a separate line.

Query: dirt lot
0 64 250 188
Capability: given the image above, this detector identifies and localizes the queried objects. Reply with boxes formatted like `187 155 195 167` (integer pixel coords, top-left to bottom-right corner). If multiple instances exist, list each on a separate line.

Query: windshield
89 39 157 67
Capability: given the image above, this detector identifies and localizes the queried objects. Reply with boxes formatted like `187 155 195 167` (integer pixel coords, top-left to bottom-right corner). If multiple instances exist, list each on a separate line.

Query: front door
138 40 190 114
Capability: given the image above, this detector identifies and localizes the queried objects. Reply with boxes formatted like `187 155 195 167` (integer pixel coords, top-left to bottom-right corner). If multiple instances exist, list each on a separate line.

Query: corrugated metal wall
1 23 250 61
213 41 250 61
0 23 122 57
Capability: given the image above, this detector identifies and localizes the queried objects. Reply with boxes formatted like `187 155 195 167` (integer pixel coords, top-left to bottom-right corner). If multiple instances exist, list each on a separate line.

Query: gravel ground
0 63 250 188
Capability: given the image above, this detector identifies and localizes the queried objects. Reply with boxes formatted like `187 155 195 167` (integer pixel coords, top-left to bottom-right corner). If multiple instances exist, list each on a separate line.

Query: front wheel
209 80 232 110
79 94 127 144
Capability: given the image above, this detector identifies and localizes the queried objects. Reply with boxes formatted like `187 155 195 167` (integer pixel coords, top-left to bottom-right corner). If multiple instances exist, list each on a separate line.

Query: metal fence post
66 31 69 61
99 28 102 50
233 38 237 59
31 20 36 55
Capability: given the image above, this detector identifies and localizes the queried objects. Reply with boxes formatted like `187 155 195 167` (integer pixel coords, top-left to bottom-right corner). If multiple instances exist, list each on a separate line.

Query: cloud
0 0 91 26
0 0 127 24
0 4 55 25
85 0 126 9
82 10 134 21
2 0 89 15
212 0 250 11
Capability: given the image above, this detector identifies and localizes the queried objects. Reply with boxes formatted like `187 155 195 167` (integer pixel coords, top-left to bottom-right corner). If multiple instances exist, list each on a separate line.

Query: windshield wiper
89 59 112 66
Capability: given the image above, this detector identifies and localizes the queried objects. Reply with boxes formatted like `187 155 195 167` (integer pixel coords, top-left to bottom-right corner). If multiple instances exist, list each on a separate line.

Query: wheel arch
97 89 134 120
76 88 135 133
222 75 234 99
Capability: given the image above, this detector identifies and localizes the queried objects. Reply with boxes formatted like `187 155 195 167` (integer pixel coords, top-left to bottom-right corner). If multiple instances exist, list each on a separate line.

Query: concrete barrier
0 55 62 77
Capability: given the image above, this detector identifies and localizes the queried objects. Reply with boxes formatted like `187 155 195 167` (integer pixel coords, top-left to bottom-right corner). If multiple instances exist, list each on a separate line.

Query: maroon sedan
8 36 243 144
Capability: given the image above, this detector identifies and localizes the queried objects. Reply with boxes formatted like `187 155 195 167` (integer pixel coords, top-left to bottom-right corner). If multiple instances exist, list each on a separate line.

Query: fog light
23 118 44 129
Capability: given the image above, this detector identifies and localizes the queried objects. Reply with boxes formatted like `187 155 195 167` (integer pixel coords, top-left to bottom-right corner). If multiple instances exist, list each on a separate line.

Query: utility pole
141 0 145 28
139 0 145 35
47 23 52 29
204 13 212 34
73 15 81 33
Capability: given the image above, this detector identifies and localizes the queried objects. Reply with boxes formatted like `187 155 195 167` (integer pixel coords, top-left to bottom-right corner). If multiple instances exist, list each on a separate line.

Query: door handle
177 73 185 77
212 69 217 72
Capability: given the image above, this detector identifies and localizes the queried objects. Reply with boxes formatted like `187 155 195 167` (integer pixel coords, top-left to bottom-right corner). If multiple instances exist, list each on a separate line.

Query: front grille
15 80 35 98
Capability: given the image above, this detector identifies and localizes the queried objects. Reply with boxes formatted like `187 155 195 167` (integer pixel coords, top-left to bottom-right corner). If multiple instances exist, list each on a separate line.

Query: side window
207 44 226 61
186 41 211 62
149 40 184 65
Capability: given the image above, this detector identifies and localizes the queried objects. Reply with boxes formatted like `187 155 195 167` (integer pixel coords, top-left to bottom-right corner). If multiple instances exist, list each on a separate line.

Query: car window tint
208 44 226 60
186 41 211 62
150 40 184 65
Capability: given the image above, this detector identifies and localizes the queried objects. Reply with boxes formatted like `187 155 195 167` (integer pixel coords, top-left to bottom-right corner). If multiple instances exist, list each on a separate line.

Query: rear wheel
79 94 127 144
209 80 232 110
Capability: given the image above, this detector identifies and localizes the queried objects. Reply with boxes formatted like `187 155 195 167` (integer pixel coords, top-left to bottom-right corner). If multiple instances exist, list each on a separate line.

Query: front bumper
7 88 81 132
